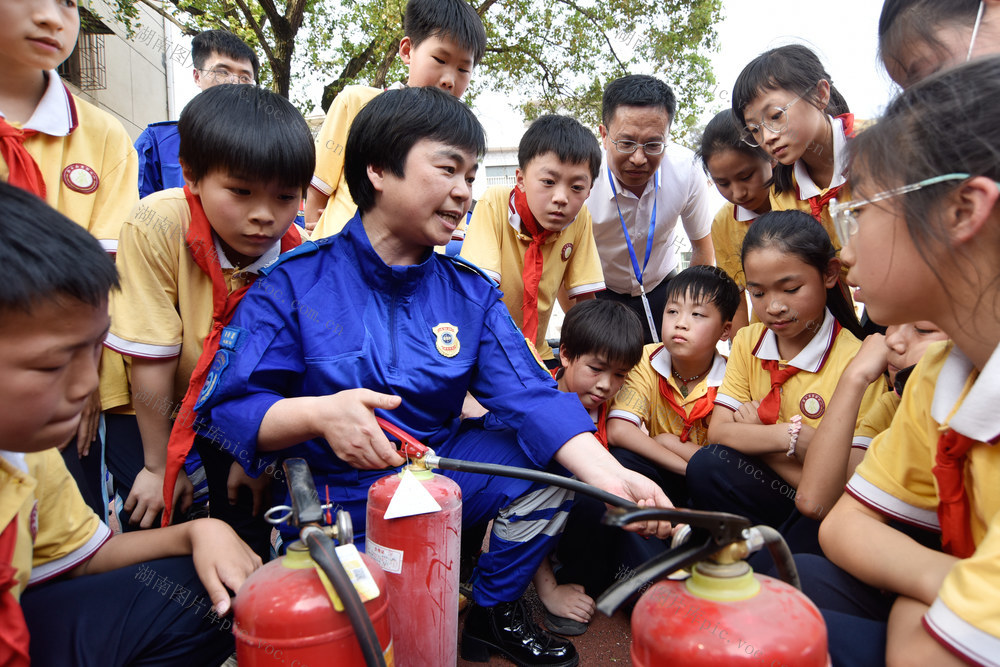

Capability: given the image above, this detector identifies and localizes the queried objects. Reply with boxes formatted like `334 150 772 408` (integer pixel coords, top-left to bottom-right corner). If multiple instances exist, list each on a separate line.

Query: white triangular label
383 468 442 519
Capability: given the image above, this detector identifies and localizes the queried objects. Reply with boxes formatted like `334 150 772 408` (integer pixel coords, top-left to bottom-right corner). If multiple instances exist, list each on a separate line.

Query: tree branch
138 0 197 35
231 0 276 64
476 0 501 15
553 0 627 73
256 0 282 27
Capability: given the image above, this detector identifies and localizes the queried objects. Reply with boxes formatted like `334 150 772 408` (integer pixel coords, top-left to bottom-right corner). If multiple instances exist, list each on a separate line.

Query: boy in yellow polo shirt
305 0 487 236
461 114 606 367
607 265 739 504
102 86 312 559
0 182 259 666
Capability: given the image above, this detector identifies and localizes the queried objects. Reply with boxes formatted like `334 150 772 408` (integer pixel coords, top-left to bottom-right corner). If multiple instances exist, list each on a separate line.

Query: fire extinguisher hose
423 455 634 509
302 526 387 667
753 525 801 590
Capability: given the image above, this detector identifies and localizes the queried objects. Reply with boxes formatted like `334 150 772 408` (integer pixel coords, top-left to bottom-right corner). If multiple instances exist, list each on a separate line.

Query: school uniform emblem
561 243 573 261
799 393 826 419
432 323 460 358
62 163 99 194
194 350 229 410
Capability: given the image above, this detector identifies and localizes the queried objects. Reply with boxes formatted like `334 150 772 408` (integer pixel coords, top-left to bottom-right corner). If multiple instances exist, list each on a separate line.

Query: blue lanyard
608 167 658 286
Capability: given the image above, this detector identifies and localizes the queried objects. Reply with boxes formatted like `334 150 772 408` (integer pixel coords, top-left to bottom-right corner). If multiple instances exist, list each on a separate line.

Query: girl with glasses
731 45 852 277
879 0 1000 89
803 55 1000 666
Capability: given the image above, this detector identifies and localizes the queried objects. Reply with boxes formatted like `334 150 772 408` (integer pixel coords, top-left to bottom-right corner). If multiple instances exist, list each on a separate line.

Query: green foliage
108 0 722 146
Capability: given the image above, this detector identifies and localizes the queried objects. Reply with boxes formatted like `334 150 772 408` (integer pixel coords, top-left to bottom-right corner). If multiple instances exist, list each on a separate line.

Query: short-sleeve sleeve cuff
608 409 642 426
845 472 941 531
28 522 112 586
851 435 873 450
104 331 181 359
310 175 333 196
566 281 606 299
714 392 741 412
924 597 1000 667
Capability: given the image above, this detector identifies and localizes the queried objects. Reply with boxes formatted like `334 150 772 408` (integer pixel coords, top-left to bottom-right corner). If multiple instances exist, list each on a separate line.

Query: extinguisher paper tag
383 468 442 519
366 538 403 574
335 543 381 601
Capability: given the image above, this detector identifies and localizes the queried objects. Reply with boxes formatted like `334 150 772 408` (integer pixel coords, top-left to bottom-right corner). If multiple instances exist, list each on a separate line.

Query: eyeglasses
611 139 666 156
741 95 802 147
197 68 255 85
967 0 986 61
828 173 997 245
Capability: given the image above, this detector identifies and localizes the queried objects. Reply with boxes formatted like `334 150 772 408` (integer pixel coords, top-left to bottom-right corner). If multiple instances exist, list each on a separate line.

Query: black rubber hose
304 527 386 667
753 525 802 590
427 456 636 508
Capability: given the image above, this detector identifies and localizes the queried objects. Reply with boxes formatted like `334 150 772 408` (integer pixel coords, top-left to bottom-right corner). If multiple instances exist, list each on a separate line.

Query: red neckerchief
932 429 977 558
0 118 45 199
0 519 30 667
594 403 608 449
755 321 840 424
657 375 717 442
511 187 552 344
161 186 303 525
806 113 854 223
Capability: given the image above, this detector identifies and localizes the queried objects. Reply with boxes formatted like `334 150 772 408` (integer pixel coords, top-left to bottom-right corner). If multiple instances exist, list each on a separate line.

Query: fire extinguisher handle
284 458 325 526
376 417 431 458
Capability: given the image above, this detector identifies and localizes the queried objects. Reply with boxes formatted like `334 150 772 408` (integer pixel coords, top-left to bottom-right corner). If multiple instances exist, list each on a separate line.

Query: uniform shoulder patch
194 349 229 411
440 253 498 287
259 239 320 277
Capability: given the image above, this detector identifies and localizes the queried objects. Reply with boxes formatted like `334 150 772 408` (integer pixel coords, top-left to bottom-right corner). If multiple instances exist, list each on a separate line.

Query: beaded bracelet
787 415 803 458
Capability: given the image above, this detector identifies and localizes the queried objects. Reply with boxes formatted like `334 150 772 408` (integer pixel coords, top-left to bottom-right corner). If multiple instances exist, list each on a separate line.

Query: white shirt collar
506 189 575 234
214 235 282 274
753 308 836 373
931 343 1000 442
0 450 28 473
793 116 848 200
649 344 727 388
734 205 760 223
0 71 76 136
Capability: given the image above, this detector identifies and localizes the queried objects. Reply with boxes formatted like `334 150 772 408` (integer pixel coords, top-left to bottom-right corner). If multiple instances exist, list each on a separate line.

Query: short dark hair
518 115 601 181
732 44 850 194
601 75 676 127
663 265 742 323
878 0 981 84
178 85 315 193
192 29 260 80
696 109 771 173
741 210 863 339
404 0 487 65
559 300 643 369
0 183 118 313
345 86 485 213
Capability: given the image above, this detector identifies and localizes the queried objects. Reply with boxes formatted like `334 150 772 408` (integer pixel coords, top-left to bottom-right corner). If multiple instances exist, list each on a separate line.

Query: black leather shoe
461 599 580 666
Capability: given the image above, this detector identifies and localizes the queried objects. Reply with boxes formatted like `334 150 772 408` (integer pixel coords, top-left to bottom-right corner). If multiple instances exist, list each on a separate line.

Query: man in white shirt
588 75 715 343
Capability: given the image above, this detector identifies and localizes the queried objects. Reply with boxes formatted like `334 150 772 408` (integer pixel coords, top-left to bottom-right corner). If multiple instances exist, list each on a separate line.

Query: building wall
65 0 171 140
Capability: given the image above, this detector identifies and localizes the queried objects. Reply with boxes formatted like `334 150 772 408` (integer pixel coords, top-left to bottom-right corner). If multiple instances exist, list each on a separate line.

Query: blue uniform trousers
21 556 234 666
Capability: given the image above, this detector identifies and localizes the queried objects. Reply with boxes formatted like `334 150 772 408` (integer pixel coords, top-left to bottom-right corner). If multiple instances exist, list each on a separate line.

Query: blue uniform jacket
134 121 183 199
196 213 595 496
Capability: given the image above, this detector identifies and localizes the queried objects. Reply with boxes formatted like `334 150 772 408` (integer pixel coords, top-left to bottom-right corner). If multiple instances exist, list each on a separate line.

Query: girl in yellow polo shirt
686 210 882 557
812 56 1000 666
697 109 775 334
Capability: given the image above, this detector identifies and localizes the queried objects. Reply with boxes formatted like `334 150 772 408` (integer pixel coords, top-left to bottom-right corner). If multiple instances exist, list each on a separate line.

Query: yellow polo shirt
609 343 727 448
847 340 1000 663
105 189 282 405
0 449 111 600
851 390 900 451
310 85 383 240
1 72 139 411
460 185 605 360
711 202 759 290
715 310 885 430
1 71 138 251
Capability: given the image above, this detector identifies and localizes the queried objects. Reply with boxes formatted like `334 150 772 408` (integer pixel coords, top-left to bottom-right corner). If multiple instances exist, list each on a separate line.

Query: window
58 8 113 91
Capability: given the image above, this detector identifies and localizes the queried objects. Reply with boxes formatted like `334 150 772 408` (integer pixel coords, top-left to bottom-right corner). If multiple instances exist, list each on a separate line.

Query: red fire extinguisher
367 419 462 667
597 508 829 666
233 459 394 666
